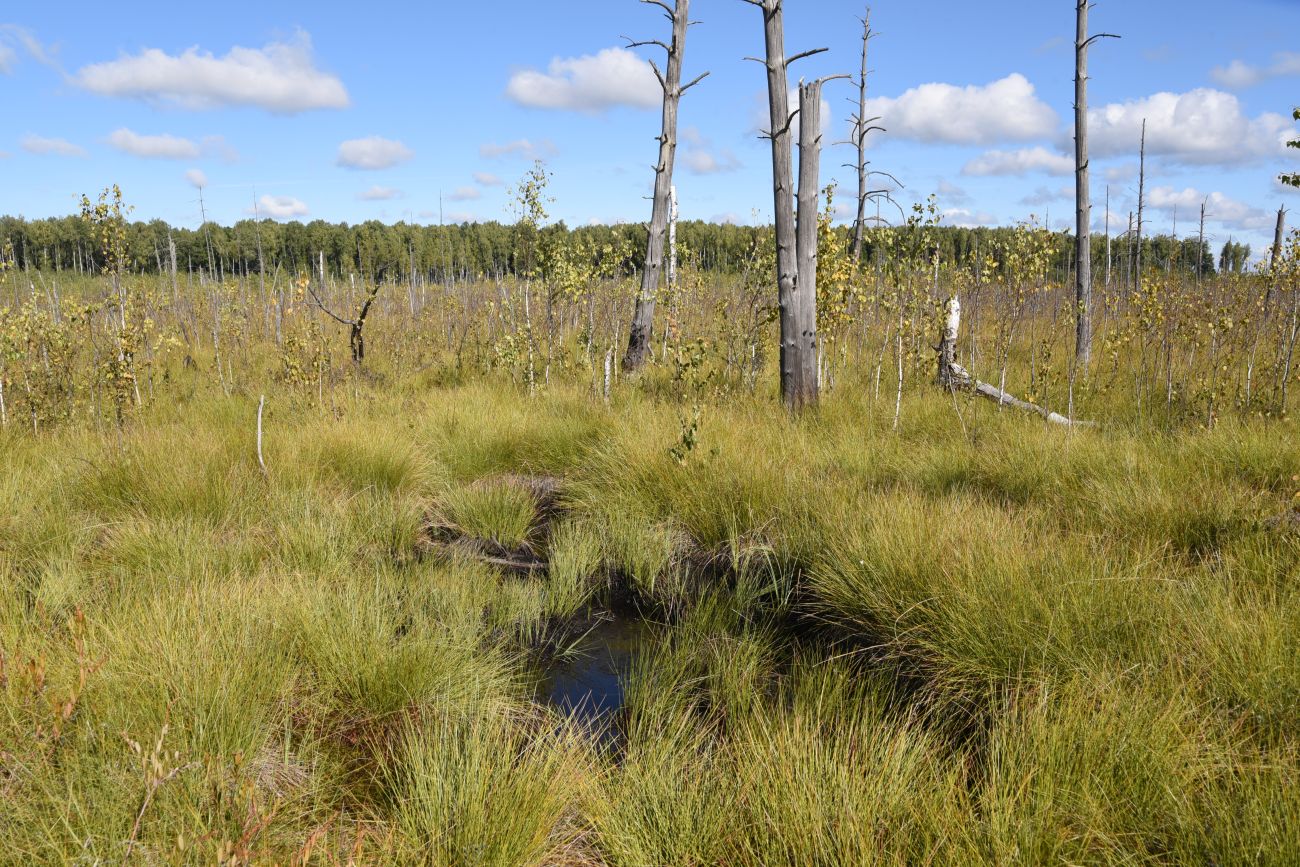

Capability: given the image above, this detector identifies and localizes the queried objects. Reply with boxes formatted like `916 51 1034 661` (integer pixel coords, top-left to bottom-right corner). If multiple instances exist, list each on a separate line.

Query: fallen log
937 295 1094 428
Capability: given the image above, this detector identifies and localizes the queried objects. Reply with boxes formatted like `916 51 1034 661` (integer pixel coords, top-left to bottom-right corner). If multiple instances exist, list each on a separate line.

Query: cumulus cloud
474 171 503 187
505 47 659 113
184 168 208 188
480 139 557 161
1103 163 1138 183
1146 186 1273 233
1210 52 1300 90
1088 89 1293 165
74 31 348 114
942 208 999 228
0 151 10 159
448 186 481 202
107 128 200 159
963 146 1073 177
21 134 86 157
679 127 740 175
935 179 970 205
864 74 1057 145
251 195 309 219
358 186 401 201
683 149 741 174
1019 185 1072 207
336 136 413 170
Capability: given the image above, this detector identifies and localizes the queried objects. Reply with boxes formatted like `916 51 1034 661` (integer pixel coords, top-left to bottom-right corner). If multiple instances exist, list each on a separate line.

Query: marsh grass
0 372 1296 864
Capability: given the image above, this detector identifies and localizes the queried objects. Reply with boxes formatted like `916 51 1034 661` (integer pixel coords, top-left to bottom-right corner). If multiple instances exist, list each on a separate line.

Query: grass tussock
1 373 1297 864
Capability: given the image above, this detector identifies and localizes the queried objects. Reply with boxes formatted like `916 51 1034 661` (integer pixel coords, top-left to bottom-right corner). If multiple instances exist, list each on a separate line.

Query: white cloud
935 179 970 205
1019 185 1072 207
0 25 55 73
448 186 481 202
480 139 557 161
1103 163 1138 183
336 136 413 170
0 151 10 159
942 208 999 228
963 146 1073 177
107 128 200 159
1089 89 1293 165
1210 52 1300 90
358 185 401 201
252 195 309 219
21 134 86 157
474 171 503 187
74 31 348 114
1146 187 1273 233
444 211 479 224
184 168 208 188
506 46 659 113
865 74 1057 145
683 149 741 174
679 127 741 175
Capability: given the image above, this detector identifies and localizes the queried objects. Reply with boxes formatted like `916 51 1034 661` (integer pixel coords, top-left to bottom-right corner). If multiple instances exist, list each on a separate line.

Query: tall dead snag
744 0 830 410
795 78 831 399
849 9 884 264
622 0 708 372
1073 1 1118 367
1135 119 1146 292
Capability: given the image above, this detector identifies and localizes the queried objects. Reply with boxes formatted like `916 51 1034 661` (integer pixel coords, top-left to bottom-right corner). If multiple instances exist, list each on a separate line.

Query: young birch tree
622 0 709 372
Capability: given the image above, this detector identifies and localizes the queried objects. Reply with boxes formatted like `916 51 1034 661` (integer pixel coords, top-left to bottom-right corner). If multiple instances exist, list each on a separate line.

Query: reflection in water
542 616 646 741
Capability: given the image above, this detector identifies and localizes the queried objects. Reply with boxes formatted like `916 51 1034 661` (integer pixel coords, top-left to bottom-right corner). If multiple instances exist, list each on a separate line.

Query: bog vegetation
3 1 1300 861
1 172 1298 864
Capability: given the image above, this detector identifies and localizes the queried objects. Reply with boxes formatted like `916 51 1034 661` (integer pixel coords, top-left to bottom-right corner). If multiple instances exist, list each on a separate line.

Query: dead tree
938 294 1091 427
305 250 381 365
1073 1 1118 366
1135 119 1146 291
848 8 888 264
743 0 832 410
622 0 709 372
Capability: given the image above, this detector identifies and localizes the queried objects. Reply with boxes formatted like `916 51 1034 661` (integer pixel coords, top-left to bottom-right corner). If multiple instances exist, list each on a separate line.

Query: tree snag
622 0 709 373
1074 1 1118 367
744 0 831 411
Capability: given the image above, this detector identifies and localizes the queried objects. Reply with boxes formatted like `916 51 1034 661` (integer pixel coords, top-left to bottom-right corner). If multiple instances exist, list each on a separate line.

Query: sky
2 0 1298 256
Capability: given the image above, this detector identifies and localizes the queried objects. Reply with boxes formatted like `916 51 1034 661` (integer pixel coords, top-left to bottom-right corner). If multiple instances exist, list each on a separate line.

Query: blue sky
2 0 1298 255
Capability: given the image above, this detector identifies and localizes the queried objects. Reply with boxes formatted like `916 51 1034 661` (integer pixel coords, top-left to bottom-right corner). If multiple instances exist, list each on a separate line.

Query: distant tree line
0 213 1245 283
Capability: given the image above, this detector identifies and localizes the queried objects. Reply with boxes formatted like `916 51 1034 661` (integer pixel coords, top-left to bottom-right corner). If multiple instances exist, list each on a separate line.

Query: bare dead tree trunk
667 184 679 292
1272 207 1287 273
850 8 876 265
623 0 708 372
1105 185 1112 290
1074 0 1092 365
745 0 828 410
1073 2 1116 367
1135 119 1146 291
1198 197 1208 287
794 78 833 405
